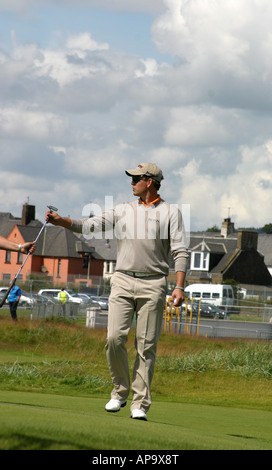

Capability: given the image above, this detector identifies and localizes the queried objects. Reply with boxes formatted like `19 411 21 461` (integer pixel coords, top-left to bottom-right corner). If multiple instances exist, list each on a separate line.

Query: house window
105 261 111 273
105 261 116 274
203 252 209 269
57 259 61 278
5 251 11 263
3 273 11 281
194 253 201 268
191 252 209 271
17 252 23 264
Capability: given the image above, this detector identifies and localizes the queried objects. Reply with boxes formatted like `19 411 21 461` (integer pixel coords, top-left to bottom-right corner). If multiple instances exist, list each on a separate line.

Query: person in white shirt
46 163 188 421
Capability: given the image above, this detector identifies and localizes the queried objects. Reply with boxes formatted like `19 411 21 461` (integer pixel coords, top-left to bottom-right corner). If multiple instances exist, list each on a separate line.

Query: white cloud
135 58 159 78
164 106 235 147
178 142 272 230
2 1 272 231
0 105 66 141
66 32 109 52
152 0 272 108
33 33 111 87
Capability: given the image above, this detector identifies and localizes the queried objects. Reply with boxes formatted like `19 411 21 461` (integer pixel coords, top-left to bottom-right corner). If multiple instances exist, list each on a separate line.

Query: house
186 218 272 290
76 236 117 280
0 203 104 288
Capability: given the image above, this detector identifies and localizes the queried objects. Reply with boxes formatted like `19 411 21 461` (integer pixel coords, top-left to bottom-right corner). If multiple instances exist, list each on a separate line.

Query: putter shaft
0 205 58 308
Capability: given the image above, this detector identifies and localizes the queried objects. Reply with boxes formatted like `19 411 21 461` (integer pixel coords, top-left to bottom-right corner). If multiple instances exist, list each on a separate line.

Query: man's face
131 175 150 197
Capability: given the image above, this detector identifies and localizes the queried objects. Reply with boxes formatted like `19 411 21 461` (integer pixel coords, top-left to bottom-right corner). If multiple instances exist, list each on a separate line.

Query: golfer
46 163 188 421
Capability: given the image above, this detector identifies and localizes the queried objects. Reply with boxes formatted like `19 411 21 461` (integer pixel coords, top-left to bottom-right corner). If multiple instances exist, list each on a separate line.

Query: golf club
0 205 58 308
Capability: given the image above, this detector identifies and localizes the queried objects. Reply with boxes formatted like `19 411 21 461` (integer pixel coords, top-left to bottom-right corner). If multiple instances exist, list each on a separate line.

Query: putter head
47 205 58 212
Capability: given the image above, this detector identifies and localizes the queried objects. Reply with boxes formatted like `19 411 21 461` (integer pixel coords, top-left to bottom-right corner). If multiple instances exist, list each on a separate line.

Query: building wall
33 256 103 284
41 257 69 283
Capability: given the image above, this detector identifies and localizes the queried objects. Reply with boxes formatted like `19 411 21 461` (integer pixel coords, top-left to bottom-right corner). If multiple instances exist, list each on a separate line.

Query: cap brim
125 170 163 182
125 169 144 177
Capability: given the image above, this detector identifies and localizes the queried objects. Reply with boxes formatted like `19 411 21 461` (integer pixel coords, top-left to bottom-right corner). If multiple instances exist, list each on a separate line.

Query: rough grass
0 317 271 411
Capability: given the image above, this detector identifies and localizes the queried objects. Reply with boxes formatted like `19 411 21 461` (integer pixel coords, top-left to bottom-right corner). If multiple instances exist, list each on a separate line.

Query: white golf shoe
105 398 127 412
130 409 147 421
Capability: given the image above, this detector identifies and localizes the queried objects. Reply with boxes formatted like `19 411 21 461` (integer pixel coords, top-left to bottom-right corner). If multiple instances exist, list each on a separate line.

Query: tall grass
0 317 271 411
0 360 111 392
157 343 272 378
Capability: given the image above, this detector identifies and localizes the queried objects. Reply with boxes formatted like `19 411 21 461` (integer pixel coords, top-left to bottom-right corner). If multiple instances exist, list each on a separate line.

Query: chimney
221 218 235 238
21 203 35 225
237 229 258 251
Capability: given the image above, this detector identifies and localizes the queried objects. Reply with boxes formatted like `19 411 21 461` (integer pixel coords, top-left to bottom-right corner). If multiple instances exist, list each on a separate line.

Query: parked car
197 303 225 319
89 295 109 311
0 287 8 304
0 291 6 305
78 293 101 308
184 301 225 319
19 290 35 307
166 296 225 320
37 289 84 304
64 289 85 304
33 294 57 305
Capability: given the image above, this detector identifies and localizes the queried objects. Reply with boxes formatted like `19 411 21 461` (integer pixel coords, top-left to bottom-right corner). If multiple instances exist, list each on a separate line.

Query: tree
260 223 272 234
206 225 220 232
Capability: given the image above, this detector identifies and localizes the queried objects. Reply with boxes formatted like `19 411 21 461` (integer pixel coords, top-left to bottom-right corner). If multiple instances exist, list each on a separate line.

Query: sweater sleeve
70 209 115 237
169 205 189 273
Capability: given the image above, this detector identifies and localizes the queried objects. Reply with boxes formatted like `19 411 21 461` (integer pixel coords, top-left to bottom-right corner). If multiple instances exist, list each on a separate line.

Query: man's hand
171 287 184 307
46 209 60 225
21 242 36 254
45 210 72 229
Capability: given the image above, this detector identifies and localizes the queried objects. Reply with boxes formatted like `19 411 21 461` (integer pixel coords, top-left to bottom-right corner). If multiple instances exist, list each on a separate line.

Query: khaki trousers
106 271 167 413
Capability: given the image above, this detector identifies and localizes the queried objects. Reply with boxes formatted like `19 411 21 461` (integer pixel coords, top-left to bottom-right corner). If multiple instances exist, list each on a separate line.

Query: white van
37 289 83 304
184 283 234 308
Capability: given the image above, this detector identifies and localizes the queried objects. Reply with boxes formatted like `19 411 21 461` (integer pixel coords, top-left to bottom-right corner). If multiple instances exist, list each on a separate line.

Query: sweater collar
139 195 161 208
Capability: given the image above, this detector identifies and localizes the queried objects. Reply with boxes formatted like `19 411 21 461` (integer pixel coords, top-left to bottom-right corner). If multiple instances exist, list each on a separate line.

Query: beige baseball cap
125 163 164 182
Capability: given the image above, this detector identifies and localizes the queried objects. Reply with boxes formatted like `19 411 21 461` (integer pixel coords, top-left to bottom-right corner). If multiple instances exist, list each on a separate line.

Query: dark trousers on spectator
9 301 18 321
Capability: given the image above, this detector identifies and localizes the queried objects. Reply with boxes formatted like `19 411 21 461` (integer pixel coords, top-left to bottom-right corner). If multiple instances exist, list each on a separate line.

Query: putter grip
0 279 16 308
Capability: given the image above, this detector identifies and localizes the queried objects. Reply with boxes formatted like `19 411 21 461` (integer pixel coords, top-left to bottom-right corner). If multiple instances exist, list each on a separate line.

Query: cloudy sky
1 0 272 231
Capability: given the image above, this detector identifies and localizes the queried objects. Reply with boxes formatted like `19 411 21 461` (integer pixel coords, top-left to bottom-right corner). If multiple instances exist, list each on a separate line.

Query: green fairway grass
0 317 271 450
1 391 271 450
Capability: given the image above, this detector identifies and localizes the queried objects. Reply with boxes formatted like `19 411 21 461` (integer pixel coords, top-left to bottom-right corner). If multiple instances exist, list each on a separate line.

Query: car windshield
66 290 79 297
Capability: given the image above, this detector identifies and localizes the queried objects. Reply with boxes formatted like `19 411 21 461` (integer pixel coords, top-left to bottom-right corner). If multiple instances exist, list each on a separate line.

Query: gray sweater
70 199 188 276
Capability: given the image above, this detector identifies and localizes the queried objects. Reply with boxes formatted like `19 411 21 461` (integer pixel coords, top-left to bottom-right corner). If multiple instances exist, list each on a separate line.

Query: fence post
196 299 201 337
86 308 96 328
